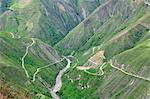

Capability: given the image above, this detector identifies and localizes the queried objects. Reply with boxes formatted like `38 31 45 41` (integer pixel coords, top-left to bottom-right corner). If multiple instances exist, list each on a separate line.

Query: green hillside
55 0 149 54
0 31 67 98
0 0 104 45
0 0 150 98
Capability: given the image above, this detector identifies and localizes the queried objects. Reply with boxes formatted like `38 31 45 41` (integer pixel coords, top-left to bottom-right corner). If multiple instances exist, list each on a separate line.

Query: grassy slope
55 0 146 54
58 1 150 99
98 39 150 99
0 0 105 98
0 0 150 98
60 24 150 99
0 31 66 98
80 5 148 51
102 13 150 60
59 1 149 66
0 0 103 46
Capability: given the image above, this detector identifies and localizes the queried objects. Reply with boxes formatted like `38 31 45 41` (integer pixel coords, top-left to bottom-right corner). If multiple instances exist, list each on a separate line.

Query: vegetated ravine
0 0 150 98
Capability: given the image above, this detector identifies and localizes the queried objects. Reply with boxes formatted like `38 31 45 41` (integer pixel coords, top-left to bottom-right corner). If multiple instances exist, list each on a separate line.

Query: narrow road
52 56 71 93
10 32 15 38
37 56 71 99
99 63 106 76
32 57 66 82
78 62 106 76
21 38 35 78
109 60 150 82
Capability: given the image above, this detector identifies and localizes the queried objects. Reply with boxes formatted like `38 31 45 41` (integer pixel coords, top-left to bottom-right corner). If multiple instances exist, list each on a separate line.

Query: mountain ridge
0 0 150 98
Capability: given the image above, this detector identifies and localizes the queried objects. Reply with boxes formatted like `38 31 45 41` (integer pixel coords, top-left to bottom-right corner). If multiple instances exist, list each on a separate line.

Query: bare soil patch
89 51 105 65
57 3 65 12
77 66 96 70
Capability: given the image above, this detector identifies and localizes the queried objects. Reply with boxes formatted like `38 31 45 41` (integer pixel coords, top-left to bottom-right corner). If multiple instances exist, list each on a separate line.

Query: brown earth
0 80 31 99
77 66 96 70
57 3 65 12
89 51 105 65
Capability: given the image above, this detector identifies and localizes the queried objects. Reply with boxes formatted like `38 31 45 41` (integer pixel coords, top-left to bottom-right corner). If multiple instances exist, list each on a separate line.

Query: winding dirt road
109 60 150 82
99 63 106 76
32 57 66 82
10 32 15 38
21 38 35 78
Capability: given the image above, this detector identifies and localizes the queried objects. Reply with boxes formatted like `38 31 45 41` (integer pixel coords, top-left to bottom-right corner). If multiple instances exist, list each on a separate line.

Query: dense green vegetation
0 0 103 46
0 32 66 98
0 0 150 98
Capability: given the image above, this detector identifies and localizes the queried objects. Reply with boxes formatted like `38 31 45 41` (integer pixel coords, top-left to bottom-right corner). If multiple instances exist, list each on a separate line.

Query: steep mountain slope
0 0 150 98
97 38 150 99
0 0 104 45
59 30 150 98
55 0 149 54
0 32 67 98
54 0 150 98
